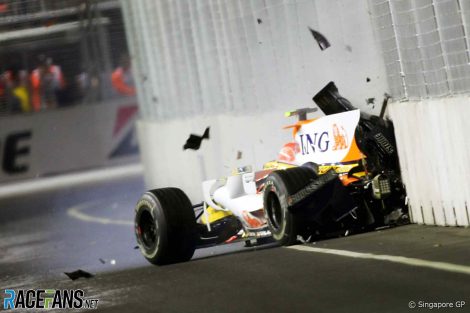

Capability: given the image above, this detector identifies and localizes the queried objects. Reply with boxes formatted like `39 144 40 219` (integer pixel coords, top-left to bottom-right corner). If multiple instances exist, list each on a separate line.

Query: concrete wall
389 97 470 226
121 0 389 201
369 0 470 226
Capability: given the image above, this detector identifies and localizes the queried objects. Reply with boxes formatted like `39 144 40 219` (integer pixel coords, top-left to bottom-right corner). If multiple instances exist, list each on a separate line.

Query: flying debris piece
64 269 94 281
379 93 391 118
183 127 210 150
366 98 375 105
308 27 330 50
99 258 106 264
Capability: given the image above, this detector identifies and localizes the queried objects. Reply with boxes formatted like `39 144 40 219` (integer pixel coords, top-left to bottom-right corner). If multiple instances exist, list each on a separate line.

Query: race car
134 82 408 265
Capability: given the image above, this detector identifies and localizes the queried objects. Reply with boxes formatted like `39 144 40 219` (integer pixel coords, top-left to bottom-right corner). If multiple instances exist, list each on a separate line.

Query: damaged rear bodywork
265 82 408 242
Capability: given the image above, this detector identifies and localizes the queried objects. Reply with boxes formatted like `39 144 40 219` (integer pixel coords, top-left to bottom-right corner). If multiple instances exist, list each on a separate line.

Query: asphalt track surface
1 174 470 313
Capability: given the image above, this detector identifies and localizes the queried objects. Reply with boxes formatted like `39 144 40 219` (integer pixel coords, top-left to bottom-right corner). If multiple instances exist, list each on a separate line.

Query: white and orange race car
134 82 408 265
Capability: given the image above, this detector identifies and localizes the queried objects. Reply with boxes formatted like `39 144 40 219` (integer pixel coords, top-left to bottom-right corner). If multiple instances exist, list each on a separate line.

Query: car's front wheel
135 188 198 265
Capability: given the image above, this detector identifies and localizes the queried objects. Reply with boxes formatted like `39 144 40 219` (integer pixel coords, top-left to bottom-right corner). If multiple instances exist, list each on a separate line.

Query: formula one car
134 82 408 265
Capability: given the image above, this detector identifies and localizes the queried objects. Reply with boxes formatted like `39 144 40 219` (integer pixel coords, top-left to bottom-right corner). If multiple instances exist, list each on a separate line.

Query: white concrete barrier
389 97 470 226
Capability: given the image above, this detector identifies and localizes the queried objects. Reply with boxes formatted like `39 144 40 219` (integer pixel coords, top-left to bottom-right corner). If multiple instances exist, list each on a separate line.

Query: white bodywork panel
202 172 263 226
294 110 360 165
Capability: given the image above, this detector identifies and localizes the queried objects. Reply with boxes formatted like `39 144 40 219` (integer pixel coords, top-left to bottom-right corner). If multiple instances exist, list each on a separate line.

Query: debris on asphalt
134 245 139 250
297 235 313 243
433 243 442 248
297 235 307 243
366 77 371 82
375 225 391 231
183 127 210 150
64 270 94 281
345 45 352 52
308 27 330 50
257 18 262 24
236 151 242 160
99 258 117 265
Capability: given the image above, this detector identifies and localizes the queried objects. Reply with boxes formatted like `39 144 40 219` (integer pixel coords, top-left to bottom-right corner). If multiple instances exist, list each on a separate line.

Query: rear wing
313 82 356 115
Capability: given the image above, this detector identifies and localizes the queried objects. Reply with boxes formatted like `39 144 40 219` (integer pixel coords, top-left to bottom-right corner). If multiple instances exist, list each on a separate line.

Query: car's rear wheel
135 188 198 265
263 167 317 246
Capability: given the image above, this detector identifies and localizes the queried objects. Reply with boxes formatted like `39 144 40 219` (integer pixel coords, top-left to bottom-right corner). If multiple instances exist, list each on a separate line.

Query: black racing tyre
134 188 198 265
301 162 319 176
263 167 317 246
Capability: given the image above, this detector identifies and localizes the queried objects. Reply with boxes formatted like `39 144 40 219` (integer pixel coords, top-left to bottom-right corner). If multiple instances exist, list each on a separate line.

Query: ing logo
332 124 348 151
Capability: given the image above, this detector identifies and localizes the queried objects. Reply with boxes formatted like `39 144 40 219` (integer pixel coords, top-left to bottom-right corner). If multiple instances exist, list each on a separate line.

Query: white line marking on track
67 201 133 226
287 245 470 276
